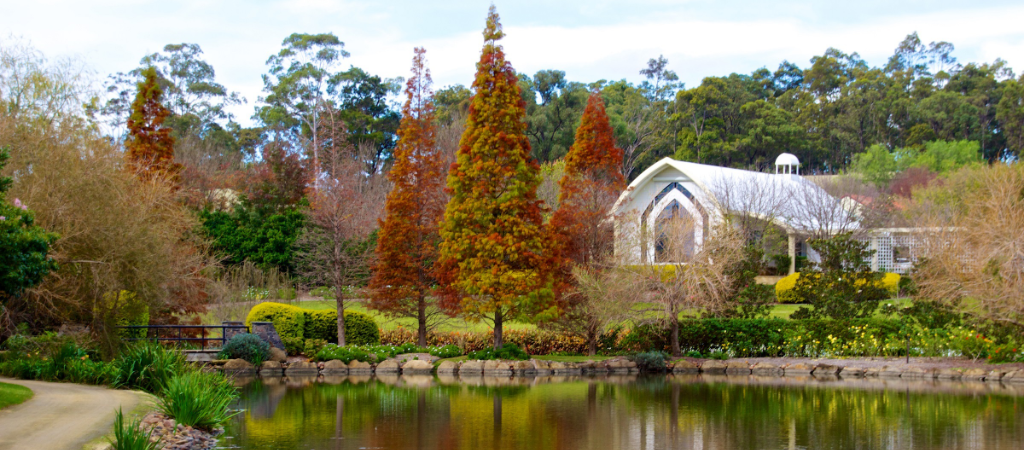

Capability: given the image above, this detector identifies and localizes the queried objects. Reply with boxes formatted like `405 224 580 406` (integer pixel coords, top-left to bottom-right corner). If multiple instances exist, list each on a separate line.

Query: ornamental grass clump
218 333 270 366
115 342 186 394
108 408 158 450
157 370 238 431
466 343 530 361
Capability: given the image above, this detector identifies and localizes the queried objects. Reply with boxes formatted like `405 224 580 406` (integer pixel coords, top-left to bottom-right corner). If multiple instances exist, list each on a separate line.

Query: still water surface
222 374 1024 450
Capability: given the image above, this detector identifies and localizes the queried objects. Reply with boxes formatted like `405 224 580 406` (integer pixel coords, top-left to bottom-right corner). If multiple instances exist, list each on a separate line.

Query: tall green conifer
436 6 554 350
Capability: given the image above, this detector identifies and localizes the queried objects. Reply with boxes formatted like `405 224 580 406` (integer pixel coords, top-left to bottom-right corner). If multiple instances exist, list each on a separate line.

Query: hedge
775 272 901 304
245 302 380 345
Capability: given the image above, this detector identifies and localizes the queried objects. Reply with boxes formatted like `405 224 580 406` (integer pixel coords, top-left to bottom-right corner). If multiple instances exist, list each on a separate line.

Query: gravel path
0 378 151 450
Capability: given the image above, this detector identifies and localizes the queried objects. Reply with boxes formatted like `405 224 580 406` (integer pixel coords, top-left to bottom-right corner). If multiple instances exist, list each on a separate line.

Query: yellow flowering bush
775 272 901 303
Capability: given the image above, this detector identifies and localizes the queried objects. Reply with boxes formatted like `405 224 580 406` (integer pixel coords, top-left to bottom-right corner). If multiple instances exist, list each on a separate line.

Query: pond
221 374 1024 450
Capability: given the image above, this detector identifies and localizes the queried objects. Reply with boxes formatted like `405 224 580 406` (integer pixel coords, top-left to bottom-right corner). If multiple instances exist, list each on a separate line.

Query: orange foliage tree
368 48 448 346
436 7 555 350
546 91 627 355
125 66 181 182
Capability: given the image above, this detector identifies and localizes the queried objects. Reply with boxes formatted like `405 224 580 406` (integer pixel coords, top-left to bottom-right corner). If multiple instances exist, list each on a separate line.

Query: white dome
775 153 800 167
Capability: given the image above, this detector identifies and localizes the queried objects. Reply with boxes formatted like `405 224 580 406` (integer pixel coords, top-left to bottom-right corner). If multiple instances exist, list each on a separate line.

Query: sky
3 0 1023 126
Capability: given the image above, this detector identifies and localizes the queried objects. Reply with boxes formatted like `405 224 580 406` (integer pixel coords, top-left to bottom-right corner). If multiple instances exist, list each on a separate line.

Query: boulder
672 360 700 374
961 368 988 381
900 367 933 379
841 367 865 378
813 364 840 377
551 362 581 375
879 366 904 378
459 360 484 375
984 370 1007 383
285 361 319 376
268 347 287 363
375 360 400 374
260 361 284 377
402 360 434 374
436 360 459 374
783 362 814 376
935 368 963 380
322 360 348 375
1002 370 1024 384
750 362 782 377
222 359 255 374
700 360 728 374
725 361 751 375
863 367 881 378
348 360 373 374
512 360 536 375
484 360 512 375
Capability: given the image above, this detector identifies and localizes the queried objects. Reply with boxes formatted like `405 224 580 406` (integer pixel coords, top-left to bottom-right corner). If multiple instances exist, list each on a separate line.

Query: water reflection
223 374 1024 450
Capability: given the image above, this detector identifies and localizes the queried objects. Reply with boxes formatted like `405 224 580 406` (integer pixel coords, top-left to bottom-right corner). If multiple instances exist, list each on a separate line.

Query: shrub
314 344 374 364
341 311 380 345
303 338 328 357
114 342 187 394
281 336 304 356
218 333 270 366
245 302 306 339
629 351 668 371
108 408 158 450
776 272 900 304
467 344 530 361
100 291 150 340
429 344 463 359
157 371 239 431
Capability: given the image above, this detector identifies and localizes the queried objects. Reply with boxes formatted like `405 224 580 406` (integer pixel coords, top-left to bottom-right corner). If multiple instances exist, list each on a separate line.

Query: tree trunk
670 313 681 357
417 294 427 347
493 308 504 350
337 287 346 346
587 324 598 356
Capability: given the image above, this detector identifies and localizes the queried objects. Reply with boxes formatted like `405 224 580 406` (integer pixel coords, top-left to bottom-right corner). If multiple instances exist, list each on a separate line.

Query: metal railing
119 323 249 350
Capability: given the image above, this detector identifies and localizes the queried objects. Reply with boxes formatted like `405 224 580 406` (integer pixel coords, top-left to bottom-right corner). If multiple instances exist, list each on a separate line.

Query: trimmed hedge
244 302 380 345
775 272 901 303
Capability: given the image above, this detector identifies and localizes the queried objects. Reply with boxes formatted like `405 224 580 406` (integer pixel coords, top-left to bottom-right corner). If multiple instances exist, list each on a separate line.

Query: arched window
655 200 696 262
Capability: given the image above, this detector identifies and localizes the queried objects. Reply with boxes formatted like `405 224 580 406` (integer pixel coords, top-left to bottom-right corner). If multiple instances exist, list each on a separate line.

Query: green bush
314 344 374 364
157 370 239 431
467 344 530 361
0 342 114 385
303 339 328 357
114 342 187 394
218 333 270 365
776 272 900 304
245 302 306 340
108 408 158 450
629 351 669 371
281 336 304 356
429 344 463 358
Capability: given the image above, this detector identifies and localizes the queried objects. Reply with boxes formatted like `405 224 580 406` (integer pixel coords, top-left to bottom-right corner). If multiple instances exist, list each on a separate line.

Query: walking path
0 378 151 450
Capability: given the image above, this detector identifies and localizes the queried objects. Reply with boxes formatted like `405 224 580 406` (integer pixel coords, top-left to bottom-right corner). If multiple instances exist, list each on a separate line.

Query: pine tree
125 67 180 182
369 48 447 347
550 91 626 267
436 6 555 350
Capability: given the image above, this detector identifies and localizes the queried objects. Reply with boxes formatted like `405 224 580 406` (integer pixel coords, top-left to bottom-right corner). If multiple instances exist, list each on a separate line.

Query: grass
157 371 239 431
0 381 33 410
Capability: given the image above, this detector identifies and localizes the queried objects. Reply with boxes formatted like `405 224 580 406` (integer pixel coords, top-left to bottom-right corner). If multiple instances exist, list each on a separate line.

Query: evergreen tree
125 67 180 182
0 147 58 307
436 6 555 350
369 48 447 347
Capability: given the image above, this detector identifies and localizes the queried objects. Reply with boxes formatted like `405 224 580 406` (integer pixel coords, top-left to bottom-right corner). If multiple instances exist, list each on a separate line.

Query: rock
879 366 904 378
841 367 865 378
551 362 581 375
484 360 512 375
813 364 840 377
700 360 728 374
784 362 814 376
222 358 255 374
935 368 963 380
459 360 484 375
375 360 401 374
269 347 287 363
402 360 434 374
260 361 284 377
725 361 751 375
436 360 459 374
1002 370 1024 384
750 362 782 376
322 359 349 375
863 367 881 378
900 367 933 379
532 359 554 375
513 360 536 375
961 368 988 381
348 360 373 373
285 361 319 376
984 370 1007 383
672 360 700 374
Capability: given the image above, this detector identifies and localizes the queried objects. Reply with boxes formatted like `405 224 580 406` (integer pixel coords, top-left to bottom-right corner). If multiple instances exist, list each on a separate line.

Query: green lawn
0 381 33 410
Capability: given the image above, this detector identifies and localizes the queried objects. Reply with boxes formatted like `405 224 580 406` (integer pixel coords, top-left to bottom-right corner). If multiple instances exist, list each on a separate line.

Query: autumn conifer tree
125 67 180 182
436 6 554 350
545 92 627 355
369 48 447 347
